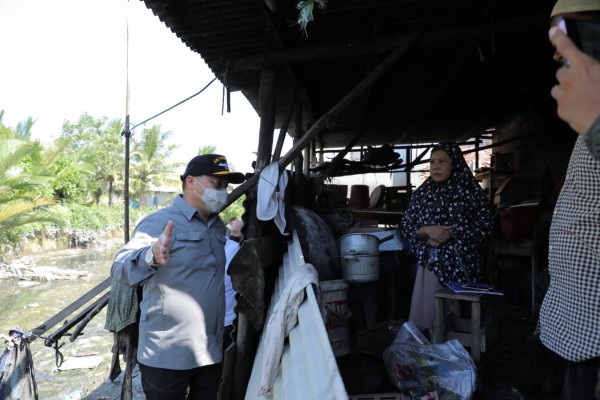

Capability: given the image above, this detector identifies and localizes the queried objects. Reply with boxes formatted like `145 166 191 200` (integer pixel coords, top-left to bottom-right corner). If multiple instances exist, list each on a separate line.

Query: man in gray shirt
110 154 245 400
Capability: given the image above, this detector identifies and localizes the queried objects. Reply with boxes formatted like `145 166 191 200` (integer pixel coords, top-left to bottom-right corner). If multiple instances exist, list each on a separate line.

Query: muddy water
0 241 145 400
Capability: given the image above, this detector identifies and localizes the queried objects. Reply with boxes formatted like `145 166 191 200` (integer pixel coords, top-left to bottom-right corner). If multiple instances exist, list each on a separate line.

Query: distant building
140 185 179 208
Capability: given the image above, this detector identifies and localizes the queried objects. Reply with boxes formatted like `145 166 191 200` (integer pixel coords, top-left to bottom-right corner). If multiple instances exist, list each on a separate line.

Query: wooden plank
30 277 111 340
226 35 419 205
45 292 110 343
471 300 482 362
272 88 298 161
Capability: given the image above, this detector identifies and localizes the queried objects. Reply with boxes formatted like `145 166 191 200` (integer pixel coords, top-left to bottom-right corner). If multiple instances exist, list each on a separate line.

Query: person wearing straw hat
110 154 245 400
539 2 600 399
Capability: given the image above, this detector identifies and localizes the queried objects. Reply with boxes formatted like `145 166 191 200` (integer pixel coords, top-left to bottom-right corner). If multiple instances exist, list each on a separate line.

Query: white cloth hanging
258 263 319 397
256 161 289 235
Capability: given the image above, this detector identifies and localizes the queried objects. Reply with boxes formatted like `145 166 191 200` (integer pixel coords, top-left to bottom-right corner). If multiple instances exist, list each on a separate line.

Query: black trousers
562 356 600 400
139 362 222 400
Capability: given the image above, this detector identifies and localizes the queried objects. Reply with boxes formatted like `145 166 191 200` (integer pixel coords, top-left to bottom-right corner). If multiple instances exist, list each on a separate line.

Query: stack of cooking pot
338 233 393 283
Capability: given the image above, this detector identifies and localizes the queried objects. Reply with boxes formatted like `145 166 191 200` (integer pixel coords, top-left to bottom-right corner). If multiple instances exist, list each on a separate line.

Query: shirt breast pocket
171 231 207 259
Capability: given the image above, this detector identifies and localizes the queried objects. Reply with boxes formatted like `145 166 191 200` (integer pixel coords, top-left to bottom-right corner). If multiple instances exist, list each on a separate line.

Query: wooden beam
293 100 306 205
247 66 275 239
263 0 277 13
256 66 276 171
249 0 317 146
320 129 367 179
272 87 298 161
278 36 419 169
30 277 111 340
227 14 547 71
227 33 420 204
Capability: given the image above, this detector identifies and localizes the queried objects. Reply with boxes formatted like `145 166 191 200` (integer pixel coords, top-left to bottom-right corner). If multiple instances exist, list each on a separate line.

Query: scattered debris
57 355 103 371
0 262 89 282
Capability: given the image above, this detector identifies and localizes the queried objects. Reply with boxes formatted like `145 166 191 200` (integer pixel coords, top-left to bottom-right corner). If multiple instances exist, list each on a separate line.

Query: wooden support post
471 300 482 362
226 40 417 400
227 37 419 206
434 295 445 344
232 65 276 400
293 102 306 206
272 88 298 161
303 140 311 179
256 66 276 171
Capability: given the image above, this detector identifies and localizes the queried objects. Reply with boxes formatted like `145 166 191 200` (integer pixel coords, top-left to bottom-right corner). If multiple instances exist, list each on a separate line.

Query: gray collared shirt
110 195 226 370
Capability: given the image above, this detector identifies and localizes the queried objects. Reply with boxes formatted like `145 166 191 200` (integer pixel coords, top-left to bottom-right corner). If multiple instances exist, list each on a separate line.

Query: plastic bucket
320 279 351 357
348 185 369 208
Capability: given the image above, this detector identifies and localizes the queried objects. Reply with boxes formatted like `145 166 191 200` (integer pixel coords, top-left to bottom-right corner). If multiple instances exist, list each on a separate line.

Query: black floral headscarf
402 142 492 282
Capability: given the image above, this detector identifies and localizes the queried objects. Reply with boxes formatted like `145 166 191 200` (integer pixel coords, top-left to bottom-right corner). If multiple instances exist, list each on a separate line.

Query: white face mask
193 177 228 214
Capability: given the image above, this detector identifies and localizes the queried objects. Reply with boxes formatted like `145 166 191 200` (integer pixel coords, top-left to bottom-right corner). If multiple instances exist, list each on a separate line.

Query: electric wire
129 76 219 131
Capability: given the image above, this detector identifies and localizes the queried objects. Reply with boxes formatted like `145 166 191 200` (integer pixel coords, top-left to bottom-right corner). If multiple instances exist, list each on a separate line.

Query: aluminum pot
340 254 380 283
338 233 394 256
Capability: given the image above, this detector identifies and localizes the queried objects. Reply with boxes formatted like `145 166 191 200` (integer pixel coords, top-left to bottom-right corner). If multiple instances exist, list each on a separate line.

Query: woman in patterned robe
402 142 492 331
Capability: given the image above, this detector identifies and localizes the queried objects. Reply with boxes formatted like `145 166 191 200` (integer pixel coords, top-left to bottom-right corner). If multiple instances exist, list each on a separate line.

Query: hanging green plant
296 0 328 34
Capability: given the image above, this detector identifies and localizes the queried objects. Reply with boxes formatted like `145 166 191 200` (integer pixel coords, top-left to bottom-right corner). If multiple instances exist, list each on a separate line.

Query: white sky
0 0 266 174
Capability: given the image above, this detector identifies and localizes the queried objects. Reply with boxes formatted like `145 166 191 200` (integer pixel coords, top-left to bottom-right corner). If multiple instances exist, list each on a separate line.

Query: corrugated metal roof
244 230 348 400
141 0 560 148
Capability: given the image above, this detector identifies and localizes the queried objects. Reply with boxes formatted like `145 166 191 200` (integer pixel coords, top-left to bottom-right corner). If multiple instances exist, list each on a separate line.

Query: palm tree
0 115 57 234
130 125 181 206
198 145 217 155
197 144 241 171
45 140 95 203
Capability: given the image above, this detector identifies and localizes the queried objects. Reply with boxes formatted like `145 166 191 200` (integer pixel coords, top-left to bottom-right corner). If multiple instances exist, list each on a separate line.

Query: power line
130 76 219 131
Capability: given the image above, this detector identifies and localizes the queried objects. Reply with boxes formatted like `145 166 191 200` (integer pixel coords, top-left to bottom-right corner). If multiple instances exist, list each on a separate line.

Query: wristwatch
144 247 158 269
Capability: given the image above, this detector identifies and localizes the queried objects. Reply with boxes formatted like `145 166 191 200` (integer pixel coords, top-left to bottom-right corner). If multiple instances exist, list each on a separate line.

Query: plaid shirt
540 136 600 361
584 116 600 161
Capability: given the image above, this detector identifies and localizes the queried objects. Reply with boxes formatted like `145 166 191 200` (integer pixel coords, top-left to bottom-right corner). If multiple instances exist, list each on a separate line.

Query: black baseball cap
180 154 245 184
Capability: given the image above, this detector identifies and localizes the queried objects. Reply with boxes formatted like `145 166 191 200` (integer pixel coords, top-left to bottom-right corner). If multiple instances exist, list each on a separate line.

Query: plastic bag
383 324 477 400
394 321 430 345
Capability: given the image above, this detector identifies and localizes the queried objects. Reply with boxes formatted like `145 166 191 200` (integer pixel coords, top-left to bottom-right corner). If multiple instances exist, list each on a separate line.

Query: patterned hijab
402 142 492 282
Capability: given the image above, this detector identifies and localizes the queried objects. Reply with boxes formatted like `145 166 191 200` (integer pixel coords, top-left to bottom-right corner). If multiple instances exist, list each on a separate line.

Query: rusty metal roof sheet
141 0 560 147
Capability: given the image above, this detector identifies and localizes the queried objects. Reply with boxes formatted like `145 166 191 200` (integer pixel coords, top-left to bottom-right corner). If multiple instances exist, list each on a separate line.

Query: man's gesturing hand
153 220 174 266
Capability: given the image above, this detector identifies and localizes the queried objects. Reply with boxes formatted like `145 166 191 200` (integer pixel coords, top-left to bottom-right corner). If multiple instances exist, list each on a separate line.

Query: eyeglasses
202 176 229 190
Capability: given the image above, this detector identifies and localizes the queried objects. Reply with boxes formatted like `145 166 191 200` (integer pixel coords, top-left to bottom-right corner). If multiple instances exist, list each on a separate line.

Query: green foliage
130 125 182 206
0 111 235 248
219 194 246 226
2 203 148 247
59 114 125 204
198 145 217 155
0 113 57 237
49 156 94 202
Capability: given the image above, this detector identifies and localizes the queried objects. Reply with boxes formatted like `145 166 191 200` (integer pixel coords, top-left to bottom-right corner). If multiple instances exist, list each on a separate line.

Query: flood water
0 240 140 400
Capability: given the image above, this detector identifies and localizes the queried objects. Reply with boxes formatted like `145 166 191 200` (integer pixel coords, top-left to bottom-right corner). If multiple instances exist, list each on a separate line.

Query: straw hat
551 0 600 17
